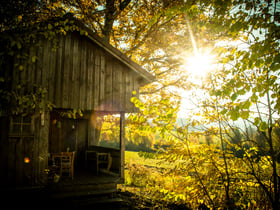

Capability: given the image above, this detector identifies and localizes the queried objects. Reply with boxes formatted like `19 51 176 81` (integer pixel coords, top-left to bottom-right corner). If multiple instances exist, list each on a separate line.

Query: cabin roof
70 16 155 84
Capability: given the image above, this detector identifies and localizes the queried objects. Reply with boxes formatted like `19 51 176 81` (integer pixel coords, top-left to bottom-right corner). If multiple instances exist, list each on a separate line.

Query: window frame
9 115 34 138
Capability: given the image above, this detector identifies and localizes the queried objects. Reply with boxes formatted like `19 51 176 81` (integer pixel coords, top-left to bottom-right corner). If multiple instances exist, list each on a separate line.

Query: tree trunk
103 0 131 42
103 0 115 42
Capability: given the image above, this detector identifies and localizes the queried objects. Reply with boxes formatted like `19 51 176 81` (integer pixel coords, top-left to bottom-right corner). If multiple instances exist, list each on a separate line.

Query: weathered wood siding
7 113 49 186
13 32 140 112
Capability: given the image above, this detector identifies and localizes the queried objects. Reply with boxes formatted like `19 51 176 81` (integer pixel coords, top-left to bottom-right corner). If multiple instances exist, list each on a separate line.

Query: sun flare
183 51 215 77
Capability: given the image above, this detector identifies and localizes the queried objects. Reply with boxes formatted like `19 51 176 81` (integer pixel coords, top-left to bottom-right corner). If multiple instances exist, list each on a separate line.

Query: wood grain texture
14 31 148 113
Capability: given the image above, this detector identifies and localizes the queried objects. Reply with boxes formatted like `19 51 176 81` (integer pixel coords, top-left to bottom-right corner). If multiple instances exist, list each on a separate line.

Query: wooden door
49 115 76 153
49 113 88 169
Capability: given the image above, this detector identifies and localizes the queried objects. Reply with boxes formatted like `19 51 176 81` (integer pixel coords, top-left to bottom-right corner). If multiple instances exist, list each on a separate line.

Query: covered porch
48 109 126 185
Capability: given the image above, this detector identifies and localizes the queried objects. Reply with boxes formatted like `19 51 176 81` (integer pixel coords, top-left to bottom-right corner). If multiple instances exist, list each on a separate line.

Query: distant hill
176 117 257 132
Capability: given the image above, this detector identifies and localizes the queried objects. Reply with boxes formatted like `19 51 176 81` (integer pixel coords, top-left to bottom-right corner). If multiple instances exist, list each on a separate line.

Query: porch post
120 112 125 180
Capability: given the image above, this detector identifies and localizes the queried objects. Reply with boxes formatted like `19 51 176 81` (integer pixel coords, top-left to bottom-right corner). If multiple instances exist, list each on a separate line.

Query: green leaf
16 42 22 49
237 89 246 95
222 87 231 96
253 117 260 126
259 121 268 132
231 93 238 101
148 12 162 28
240 111 249 119
236 81 242 88
220 109 228 115
242 100 251 109
209 89 216 96
251 94 258 103
11 40 16 47
48 23 53 30
229 109 240 121
167 113 173 119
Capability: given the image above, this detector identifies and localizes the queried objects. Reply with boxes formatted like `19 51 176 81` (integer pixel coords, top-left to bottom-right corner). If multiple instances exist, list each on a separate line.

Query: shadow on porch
47 170 124 209
2 170 126 210
48 169 121 197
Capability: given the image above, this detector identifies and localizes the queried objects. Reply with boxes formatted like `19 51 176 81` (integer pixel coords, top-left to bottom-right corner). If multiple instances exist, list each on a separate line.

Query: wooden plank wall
7 113 49 186
14 32 140 113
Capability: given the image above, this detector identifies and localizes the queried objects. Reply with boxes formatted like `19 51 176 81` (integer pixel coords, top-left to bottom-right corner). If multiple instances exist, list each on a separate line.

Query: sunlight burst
183 51 215 77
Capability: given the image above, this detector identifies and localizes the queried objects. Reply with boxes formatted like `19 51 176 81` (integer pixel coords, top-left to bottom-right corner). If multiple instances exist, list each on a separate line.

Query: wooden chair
60 152 75 179
86 151 112 175
96 152 112 175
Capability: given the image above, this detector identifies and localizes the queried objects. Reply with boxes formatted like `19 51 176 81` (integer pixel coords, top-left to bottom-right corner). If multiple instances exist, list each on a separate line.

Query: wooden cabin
0 16 154 195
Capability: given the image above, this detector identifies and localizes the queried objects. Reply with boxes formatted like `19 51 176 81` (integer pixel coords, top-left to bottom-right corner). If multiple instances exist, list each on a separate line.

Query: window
9 115 34 137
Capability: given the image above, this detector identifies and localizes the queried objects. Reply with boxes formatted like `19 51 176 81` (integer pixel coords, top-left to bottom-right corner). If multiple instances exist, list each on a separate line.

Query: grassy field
125 150 169 168
125 150 154 165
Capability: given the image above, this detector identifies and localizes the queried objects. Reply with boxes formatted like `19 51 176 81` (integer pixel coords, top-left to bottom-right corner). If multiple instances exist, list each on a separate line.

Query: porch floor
51 170 121 186
48 170 121 200
3 171 123 210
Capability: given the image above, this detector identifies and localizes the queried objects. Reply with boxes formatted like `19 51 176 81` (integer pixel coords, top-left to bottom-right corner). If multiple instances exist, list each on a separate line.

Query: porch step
49 196 127 209
51 187 117 199
70 197 125 207
49 189 128 209
50 181 116 190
